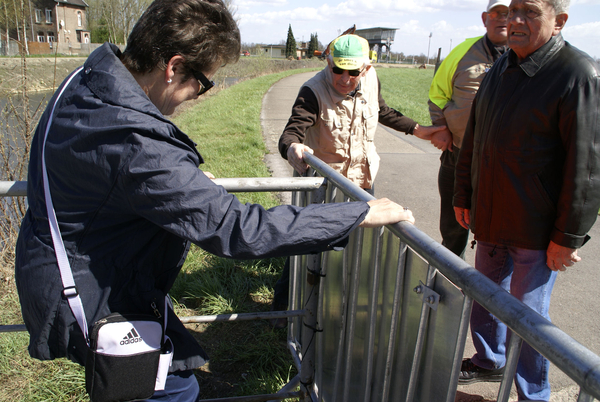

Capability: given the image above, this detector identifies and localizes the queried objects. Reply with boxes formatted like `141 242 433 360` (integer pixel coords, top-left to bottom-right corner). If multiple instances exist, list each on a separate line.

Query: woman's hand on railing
359 198 415 228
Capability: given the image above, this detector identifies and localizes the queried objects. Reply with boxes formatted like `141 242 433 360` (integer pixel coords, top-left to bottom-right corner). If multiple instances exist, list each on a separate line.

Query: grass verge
375 66 434 125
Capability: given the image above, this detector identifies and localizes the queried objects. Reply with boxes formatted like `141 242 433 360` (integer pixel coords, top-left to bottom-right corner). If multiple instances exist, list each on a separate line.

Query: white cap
486 0 510 11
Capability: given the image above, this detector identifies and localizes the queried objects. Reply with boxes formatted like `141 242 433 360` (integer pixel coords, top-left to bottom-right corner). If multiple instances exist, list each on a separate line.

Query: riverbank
0 56 327 95
0 57 87 94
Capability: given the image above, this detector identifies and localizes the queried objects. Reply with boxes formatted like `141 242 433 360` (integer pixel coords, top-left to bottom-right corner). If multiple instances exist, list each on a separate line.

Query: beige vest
304 67 380 189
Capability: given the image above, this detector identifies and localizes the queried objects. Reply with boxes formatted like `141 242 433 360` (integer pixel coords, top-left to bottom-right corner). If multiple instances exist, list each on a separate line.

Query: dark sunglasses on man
193 70 215 96
331 66 363 77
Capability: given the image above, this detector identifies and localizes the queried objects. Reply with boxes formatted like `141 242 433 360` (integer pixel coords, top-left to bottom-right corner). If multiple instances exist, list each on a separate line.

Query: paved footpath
261 71 600 402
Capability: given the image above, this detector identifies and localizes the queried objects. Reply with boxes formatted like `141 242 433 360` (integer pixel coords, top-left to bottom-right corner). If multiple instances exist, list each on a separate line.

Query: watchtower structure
355 27 398 62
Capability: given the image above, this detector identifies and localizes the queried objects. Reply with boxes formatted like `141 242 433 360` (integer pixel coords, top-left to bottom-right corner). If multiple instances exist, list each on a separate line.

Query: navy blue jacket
15 43 369 371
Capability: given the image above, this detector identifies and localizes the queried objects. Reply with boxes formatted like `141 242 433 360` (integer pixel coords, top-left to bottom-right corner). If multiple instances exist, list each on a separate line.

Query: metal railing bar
341 227 365 402
0 181 27 197
197 391 302 402
405 264 437 402
314 182 336 402
381 242 408 402
330 215 351 402
497 332 523 402
0 178 327 198
288 187 303 340
309 387 318 402
287 340 302 373
0 324 27 332
213 177 326 193
371 233 398 401
299 184 327 402
299 251 321 399
1 311 309 336
303 154 374 203
445 294 474 402
578 390 595 402
178 310 306 324
363 228 384 402
267 375 301 402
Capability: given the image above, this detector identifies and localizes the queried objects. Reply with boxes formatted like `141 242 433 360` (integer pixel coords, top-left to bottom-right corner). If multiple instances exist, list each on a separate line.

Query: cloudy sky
235 0 600 59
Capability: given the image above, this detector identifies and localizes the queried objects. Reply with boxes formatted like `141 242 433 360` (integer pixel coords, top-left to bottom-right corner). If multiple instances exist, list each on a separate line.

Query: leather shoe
458 358 504 384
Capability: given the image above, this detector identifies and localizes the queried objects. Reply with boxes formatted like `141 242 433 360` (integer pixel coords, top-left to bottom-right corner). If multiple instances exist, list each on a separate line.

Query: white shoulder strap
41 67 90 343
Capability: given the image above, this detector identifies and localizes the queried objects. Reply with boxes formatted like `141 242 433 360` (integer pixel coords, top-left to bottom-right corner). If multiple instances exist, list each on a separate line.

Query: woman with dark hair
14 0 414 400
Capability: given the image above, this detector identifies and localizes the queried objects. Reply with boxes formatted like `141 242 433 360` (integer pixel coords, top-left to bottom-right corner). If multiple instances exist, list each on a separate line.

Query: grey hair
547 0 570 14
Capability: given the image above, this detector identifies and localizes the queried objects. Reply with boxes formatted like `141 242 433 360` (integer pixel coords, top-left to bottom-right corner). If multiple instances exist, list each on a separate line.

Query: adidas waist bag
85 313 170 402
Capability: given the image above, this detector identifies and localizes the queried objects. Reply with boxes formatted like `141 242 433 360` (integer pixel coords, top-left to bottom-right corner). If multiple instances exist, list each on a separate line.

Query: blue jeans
471 241 557 401
146 370 200 401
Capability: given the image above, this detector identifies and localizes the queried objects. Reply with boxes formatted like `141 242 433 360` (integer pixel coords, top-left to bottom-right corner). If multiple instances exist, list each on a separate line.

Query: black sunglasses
193 70 215 96
332 66 363 77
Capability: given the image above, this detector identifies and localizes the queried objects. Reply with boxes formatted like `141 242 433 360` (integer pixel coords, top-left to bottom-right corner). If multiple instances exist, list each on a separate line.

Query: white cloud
563 20 600 37
563 21 600 57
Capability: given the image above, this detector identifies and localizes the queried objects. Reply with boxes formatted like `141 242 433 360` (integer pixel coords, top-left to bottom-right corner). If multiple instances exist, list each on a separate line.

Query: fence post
299 184 327 401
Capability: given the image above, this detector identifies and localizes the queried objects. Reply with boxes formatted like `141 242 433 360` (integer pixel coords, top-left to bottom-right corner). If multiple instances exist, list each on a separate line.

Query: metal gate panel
304 189 470 402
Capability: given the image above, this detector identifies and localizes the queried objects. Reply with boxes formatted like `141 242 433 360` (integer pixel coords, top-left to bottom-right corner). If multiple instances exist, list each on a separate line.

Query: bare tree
87 0 151 45
3 1 10 53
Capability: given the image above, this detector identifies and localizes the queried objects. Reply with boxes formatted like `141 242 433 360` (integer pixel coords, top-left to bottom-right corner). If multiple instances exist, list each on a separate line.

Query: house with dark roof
0 0 90 55
30 0 90 53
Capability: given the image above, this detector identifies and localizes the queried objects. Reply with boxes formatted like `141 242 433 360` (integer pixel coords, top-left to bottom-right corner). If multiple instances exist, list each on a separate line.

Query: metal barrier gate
2 152 600 402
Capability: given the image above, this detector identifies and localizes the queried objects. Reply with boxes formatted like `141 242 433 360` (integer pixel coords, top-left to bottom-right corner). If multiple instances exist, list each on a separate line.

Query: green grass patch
0 332 87 401
375 67 434 125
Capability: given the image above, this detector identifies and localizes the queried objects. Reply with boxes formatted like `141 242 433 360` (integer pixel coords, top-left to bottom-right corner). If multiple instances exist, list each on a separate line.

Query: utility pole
449 38 453 53
426 32 432 66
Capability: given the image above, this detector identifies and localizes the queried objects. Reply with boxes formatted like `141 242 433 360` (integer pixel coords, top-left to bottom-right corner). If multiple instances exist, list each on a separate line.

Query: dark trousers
272 186 375 308
438 148 470 258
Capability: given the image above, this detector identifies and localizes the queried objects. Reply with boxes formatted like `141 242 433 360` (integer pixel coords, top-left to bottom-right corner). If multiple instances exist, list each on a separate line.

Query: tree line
285 24 321 59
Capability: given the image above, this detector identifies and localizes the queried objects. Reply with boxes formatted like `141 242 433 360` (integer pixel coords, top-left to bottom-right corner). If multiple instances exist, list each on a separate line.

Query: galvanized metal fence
2 152 600 402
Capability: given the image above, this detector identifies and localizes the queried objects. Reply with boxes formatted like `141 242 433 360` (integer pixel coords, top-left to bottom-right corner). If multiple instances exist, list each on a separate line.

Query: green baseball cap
329 34 370 70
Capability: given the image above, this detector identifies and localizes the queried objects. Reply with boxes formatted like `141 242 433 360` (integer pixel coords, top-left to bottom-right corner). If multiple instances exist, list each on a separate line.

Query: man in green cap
270 34 446 327
279 33 445 190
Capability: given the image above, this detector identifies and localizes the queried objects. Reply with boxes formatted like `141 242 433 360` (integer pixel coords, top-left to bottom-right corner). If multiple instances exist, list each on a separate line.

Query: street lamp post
426 32 432 66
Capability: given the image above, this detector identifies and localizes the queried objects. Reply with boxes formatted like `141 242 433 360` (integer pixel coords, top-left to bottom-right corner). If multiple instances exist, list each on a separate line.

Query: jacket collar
82 43 203 163
83 43 171 123
506 34 565 77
